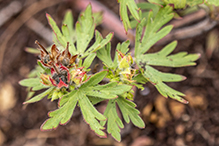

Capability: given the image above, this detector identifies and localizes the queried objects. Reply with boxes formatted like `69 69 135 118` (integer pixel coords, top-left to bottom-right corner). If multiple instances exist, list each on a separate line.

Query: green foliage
135 6 200 103
187 0 204 6
135 6 174 56
100 97 144 141
148 0 206 8
20 0 216 142
118 0 140 32
40 71 132 137
206 0 219 6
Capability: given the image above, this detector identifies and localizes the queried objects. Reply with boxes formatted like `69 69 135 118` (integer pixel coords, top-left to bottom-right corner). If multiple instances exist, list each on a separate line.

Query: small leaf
187 0 204 6
100 99 124 141
119 0 140 32
97 42 116 69
85 83 132 99
78 90 106 137
25 47 40 54
142 65 188 103
138 41 200 67
76 5 95 54
148 0 165 5
46 13 66 47
84 31 113 57
41 90 78 130
83 53 96 69
205 0 219 6
116 96 145 128
61 24 76 54
80 71 107 88
24 87 55 104
62 10 74 34
135 6 174 56
19 78 42 87
163 0 187 9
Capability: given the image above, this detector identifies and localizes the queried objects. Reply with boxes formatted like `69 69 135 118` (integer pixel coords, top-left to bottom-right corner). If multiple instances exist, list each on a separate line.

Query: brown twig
0 0 62 74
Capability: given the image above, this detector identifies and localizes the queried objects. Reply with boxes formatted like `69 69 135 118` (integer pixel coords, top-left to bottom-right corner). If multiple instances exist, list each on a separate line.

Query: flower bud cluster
117 50 135 82
36 41 87 88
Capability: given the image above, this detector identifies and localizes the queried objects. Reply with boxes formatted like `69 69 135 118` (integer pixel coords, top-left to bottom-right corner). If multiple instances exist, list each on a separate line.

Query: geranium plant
19 0 218 141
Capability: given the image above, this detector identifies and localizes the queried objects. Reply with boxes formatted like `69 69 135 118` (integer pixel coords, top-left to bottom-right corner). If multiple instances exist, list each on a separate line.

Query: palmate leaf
41 72 108 132
116 97 145 128
101 96 144 141
135 6 199 103
97 40 130 69
118 0 140 32
137 41 200 103
100 99 124 142
41 71 132 137
138 41 200 67
130 3 160 28
47 5 112 57
76 5 113 57
82 30 113 58
135 6 174 56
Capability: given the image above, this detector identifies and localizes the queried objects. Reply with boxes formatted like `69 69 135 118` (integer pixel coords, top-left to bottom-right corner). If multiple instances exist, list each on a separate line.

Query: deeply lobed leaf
100 99 124 142
118 0 140 32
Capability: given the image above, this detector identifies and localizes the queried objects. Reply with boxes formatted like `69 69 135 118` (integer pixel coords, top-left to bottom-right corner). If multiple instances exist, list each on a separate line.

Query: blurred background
0 0 219 146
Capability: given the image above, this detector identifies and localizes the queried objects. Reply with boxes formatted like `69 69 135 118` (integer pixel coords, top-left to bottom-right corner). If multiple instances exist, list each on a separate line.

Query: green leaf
205 0 219 6
19 78 42 87
76 5 95 54
116 96 145 128
187 0 204 6
88 96 105 105
24 87 55 104
41 90 78 130
100 99 124 142
148 0 165 5
142 65 188 103
133 73 148 84
62 10 74 35
80 71 107 88
130 3 160 28
83 31 113 58
61 24 76 54
138 41 201 67
25 47 40 54
85 82 132 99
78 91 106 137
135 6 174 56
83 53 96 69
97 40 130 70
116 40 130 54
93 11 103 26
46 13 67 48
97 43 116 69
163 0 187 9
118 0 140 32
